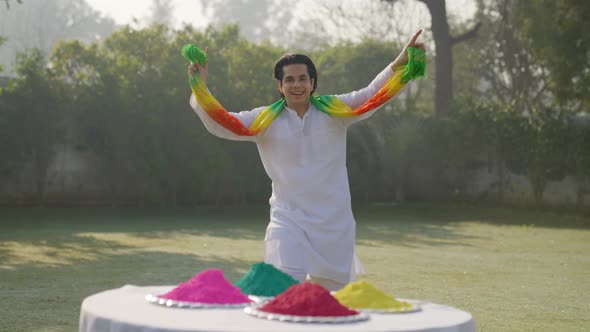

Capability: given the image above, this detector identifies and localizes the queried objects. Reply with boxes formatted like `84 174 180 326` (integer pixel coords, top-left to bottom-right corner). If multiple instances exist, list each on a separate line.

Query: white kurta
190 64 394 284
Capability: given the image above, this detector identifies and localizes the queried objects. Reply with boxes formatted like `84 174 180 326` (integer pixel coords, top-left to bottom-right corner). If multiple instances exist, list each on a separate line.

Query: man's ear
278 81 284 94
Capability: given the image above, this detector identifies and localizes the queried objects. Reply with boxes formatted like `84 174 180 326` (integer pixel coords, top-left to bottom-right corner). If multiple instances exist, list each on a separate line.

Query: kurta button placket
301 107 312 166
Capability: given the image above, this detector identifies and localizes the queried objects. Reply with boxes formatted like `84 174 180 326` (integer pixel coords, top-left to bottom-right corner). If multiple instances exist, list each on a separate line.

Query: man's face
279 64 314 108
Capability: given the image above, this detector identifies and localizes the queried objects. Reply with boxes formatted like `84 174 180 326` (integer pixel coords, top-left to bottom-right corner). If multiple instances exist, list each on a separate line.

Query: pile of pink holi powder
160 269 251 304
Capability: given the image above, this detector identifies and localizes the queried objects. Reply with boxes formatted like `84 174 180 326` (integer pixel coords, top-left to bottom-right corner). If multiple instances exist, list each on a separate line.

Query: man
189 29 425 290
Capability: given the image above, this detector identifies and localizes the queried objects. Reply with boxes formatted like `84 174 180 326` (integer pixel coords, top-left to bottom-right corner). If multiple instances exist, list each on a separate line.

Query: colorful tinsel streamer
182 44 425 136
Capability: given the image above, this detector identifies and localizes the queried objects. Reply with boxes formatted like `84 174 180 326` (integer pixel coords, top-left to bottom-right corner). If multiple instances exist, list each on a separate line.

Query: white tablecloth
79 285 475 332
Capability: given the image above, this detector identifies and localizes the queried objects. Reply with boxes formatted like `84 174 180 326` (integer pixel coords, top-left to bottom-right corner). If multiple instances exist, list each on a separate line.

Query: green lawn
1 203 588 331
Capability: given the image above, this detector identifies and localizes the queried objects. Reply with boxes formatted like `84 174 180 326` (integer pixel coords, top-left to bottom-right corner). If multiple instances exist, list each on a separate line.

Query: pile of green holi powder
235 262 299 297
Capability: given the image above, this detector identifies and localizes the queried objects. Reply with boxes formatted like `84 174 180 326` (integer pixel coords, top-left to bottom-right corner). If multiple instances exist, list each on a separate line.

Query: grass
0 203 588 331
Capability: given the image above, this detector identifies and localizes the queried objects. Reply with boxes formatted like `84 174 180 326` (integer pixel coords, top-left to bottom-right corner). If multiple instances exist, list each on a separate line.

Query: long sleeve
189 94 264 142
334 64 395 127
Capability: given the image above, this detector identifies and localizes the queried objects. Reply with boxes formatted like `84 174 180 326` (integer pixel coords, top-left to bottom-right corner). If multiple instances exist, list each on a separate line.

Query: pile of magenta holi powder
235 262 299 297
160 269 251 304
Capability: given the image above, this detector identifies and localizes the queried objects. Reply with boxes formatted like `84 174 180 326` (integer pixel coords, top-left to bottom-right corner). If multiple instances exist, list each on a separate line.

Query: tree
0 49 63 203
0 36 4 72
474 0 588 113
511 0 589 107
383 0 480 116
447 0 589 206
46 24 281 206
0 0 21 71
292 0 481 116
0 0 115 73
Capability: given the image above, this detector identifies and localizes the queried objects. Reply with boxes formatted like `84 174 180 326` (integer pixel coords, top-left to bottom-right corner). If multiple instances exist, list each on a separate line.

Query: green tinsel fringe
182 44 207 65
401 47 426 84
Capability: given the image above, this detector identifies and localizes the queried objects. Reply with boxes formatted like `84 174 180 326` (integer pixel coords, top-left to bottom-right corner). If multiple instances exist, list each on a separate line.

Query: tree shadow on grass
355 221 480 248
372 202 590 229
0 206 485 250
0 206 476 251
0 250 255 332
362 199 587 220
0 207 268 242
353 204 489 248
1 202 586 254
0 234 137 268
354 202 590 248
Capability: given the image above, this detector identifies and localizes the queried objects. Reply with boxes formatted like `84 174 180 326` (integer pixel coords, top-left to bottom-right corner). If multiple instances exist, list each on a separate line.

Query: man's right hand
187 46 209 84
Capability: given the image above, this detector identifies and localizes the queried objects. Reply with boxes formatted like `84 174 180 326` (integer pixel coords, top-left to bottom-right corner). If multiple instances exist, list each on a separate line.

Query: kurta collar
285 103 313 120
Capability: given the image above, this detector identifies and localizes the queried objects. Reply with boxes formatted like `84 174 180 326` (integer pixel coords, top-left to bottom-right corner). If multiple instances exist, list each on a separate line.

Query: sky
85 0 209 29
85 0 477 30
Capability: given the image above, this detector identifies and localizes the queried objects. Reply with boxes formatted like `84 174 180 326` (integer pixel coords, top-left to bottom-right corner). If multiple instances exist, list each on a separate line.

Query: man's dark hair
273 54 318 96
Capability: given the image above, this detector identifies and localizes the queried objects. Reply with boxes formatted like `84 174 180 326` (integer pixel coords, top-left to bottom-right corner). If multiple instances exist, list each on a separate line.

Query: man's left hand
392 29 426 69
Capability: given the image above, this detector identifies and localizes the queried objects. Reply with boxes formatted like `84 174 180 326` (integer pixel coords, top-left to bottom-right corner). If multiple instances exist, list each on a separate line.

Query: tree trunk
574 158 589 208
419 0 452 117
497 160 505 202
529 171 546 207
33 148 48 206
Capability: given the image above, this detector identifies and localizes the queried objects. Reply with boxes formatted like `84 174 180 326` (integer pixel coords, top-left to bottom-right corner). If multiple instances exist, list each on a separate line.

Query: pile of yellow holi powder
334 280 413 311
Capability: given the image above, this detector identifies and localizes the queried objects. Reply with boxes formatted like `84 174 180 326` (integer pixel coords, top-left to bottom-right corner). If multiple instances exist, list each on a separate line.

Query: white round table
79 285 476 332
